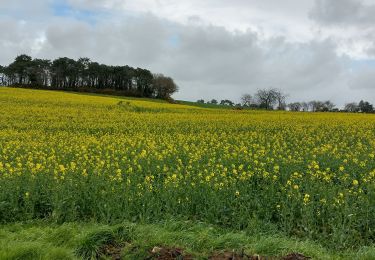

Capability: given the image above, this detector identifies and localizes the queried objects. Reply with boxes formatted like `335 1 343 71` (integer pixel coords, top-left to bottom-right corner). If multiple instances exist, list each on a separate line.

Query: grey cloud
0 0 50 18
364 32 375 56
66 0 124 10
39 15 169 68
367 46 375 56
164 26 263 85
153 24 347 102
309 0 375 58
46 21 92 53
309 0 375 27
349 67 375 90
162 27 344 100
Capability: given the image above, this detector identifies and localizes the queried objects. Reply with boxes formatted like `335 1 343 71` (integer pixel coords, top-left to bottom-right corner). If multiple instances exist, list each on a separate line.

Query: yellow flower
303 194 310 205
36 163 42 170
59 165 66 172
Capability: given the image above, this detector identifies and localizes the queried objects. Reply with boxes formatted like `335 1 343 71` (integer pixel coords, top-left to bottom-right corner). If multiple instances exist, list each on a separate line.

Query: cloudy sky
1 0 375 105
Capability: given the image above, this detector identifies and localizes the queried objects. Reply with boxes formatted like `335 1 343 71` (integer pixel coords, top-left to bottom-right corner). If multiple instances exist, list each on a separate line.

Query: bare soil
147 247 311 260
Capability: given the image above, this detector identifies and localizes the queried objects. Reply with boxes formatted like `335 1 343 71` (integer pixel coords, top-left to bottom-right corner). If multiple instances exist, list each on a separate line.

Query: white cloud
1 0 375 106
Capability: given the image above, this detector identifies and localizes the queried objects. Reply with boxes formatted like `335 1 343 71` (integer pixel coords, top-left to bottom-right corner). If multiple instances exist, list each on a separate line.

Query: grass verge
1 220 375 259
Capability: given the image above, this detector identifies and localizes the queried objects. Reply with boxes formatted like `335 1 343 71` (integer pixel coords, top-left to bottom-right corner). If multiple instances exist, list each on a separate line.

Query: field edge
1 220 375 259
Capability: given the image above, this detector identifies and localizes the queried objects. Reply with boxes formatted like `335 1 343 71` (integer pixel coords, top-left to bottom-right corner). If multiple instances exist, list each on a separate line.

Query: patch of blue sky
350 58 375 71
51 0 102 25
167 34 180 48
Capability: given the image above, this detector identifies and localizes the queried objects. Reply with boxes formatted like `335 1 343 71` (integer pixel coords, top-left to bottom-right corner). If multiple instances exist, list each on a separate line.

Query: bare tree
308 100 335 112
255 88 278 110
301 102 309 112
344 103 359 112
308 101 320 112
274 89 288 110
241 94 253 107
288 102 302 111
324 101 335 111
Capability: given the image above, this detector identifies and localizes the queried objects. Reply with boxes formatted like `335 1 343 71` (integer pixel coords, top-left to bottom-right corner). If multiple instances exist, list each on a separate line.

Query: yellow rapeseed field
1 87 375 247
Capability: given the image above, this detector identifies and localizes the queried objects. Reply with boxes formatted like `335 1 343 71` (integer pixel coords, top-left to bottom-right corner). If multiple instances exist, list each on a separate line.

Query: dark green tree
220 99 234 106
7 54 33 85
135 68 154 97
153 74 178 99
359 100 374 113
2 54 178 100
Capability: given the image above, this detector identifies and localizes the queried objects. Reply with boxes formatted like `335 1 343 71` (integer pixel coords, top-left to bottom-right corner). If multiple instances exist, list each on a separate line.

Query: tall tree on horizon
6 54 33 85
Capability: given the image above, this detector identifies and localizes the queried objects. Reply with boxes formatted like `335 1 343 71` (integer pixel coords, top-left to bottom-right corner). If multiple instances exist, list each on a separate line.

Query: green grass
1 220 375 259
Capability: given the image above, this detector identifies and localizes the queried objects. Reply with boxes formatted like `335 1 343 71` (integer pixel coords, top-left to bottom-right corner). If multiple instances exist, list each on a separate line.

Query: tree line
0 55 178 100
198 88 375 113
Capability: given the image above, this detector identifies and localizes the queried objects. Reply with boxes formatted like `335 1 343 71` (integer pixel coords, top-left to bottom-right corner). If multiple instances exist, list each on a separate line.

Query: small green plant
117 100 130 106
113 223 135 242
75 229 116 259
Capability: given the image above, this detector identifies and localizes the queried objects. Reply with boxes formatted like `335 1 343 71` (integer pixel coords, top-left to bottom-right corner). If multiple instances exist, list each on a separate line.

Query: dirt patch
209 251 273 260
282 253 311 260
100 243 124 260
146 247 311 260
209 251 311 260
147 246 194 260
